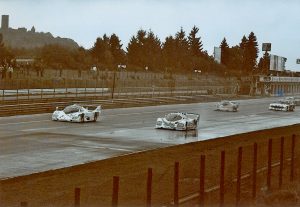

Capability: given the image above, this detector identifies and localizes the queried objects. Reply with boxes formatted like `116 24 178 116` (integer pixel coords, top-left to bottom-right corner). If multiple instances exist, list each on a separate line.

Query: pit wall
1 125 300 207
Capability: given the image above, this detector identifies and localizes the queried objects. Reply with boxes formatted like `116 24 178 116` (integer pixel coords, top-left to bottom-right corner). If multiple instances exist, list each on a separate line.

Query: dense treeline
0 27 272 76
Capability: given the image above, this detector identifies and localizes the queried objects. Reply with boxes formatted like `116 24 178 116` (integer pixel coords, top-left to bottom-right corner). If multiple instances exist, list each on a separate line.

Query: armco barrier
1 130 298 207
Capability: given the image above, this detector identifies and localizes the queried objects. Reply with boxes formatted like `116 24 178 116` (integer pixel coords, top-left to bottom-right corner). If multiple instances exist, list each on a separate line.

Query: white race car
155 112 200 131
269 100 295 112
215 100 239 112
52 104 102 122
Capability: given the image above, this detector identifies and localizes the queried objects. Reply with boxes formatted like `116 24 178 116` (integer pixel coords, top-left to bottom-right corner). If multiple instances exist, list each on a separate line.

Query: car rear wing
186 113 200 121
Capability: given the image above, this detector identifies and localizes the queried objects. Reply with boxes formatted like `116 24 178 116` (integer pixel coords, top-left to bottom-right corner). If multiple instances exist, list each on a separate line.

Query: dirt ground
1 124 300 207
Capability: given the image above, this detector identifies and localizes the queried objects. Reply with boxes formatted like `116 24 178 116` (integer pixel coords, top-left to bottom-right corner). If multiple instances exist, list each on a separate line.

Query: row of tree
1 27 269 76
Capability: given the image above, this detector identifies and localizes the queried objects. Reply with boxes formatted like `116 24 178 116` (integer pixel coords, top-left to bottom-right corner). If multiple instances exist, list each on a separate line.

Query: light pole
111 64 126 100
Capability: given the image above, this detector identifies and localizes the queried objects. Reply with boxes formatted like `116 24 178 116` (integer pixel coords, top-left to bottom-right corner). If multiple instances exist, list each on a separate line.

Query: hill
0 26 79 49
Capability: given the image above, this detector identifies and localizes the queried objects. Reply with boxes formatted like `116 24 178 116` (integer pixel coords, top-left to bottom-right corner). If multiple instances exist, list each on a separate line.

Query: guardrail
12 135 297 207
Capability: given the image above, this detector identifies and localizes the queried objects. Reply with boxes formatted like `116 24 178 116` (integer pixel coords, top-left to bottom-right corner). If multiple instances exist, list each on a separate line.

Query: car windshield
63 104 82 114
186 113 199 120
165 113 183 121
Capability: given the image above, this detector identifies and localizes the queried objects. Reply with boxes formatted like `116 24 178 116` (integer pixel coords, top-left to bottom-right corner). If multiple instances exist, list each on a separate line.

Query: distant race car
269 99 295 112
52 104 102 122
215 100 239 112
155 112 200 131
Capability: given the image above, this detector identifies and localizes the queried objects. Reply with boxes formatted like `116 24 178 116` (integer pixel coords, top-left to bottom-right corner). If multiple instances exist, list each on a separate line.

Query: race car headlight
177 123 184 127
156 121 162 125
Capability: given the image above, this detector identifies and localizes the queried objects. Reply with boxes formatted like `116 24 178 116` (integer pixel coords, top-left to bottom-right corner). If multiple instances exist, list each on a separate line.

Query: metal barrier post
220 151 225 207
74 187 80 207
112 176 119 207
290 134 296 182
252 143 257 200
146 168 152 207
20 202 28 207
279 137 284 188
174 162 179 207
199 155 206 207
236 147 242 207
267 139 273 191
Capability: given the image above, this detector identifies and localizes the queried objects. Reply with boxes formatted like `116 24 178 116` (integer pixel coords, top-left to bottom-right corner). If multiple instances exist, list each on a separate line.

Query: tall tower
1 15 9 30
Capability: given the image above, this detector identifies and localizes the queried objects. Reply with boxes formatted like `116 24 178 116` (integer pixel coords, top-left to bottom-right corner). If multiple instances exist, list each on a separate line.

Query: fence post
267 139 273 191
220 151 225 207
20 202 28 207
236 147 242 207
174 162 179 207
279 137 284 188
146 168 152 207
112 176 119 207
290 134 296 182
252 143 257 200
199 155 206 207
74 187 80 207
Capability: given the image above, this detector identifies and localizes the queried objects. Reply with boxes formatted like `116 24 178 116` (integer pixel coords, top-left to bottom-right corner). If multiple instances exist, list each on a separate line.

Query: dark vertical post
199 155 206 207
236 147 242 206
267 139 272 191
220 151 225 207
252 143 258 200
174 162 179 207
112 176 119 207
279 137 284 188
112 70 116 100
146 168 153 207
290 134 296 182
74 187 80 207
20 202 28 207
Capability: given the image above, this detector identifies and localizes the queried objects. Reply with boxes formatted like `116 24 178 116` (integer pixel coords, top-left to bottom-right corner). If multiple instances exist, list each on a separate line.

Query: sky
1 0 300 71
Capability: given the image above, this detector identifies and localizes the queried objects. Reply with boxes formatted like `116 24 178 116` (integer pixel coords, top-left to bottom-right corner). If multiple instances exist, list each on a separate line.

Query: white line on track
21 126 69 132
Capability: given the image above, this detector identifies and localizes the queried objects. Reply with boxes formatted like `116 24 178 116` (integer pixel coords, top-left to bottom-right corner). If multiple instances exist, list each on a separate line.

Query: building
1 15 9 30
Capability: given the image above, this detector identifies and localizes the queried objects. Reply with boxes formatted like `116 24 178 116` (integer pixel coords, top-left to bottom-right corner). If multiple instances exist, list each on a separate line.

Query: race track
0 97 299 179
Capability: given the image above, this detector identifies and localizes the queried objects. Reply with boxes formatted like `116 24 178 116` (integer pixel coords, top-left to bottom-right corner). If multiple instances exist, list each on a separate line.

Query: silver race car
215 100 239 112
269 99 295 112
155 112 200 130
52 104 102 122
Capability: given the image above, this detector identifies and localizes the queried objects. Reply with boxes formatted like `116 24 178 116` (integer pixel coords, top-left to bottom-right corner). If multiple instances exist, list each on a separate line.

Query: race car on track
215 100 239 112
269 99 295 112
155 112 200 131
52 104 102 122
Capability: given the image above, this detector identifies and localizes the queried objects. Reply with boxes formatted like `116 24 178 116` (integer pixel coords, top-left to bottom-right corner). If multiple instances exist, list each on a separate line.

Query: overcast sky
1 0 299 70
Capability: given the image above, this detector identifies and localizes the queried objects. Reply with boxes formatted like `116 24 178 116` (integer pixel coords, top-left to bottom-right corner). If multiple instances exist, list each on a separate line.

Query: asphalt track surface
1 97 299 180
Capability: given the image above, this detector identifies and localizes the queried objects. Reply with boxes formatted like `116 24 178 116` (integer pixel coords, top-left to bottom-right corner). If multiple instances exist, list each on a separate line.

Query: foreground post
199 155 206 207
20 202 28 207
290 134 296 182
220 151 225 207
267 139 273 191
236 147 242 206
174 162 179 207
74 187 80 207
146 168 153 207
112 176 119 207
279 137 284 188
252 143 258 200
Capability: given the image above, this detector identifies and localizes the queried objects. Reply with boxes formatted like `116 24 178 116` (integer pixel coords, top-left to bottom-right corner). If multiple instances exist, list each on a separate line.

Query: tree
245 32 259 73
0 33 13 65
162 35 177 72
174 27 190 72
188 26 203 57
90 34 112 67
258 51 270 75
220 37 230 66
109 33 125 66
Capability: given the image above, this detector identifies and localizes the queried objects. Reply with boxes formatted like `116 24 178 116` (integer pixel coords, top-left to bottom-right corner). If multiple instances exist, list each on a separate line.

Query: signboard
270 54 286 71
214 47 221 64
259 76 300 83
297 59 300 64
262 43 271 52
